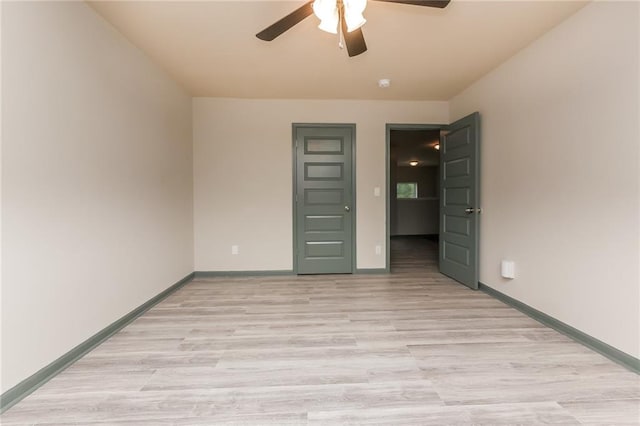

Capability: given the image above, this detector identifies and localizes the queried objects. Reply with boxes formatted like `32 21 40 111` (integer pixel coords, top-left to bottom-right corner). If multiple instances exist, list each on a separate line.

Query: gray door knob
344 206 351 212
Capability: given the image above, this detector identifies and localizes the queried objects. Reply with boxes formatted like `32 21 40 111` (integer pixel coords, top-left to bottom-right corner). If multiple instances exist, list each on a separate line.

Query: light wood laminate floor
2 237 639 425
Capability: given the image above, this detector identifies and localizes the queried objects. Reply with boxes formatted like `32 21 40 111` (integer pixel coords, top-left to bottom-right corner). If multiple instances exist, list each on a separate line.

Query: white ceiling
89 0 587 100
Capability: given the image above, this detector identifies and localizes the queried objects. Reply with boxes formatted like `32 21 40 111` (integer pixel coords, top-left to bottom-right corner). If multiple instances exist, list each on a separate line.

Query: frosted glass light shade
318 15 339 33
344 12 366 32
313 0 367 34
343 0 367 32
313 0 339 33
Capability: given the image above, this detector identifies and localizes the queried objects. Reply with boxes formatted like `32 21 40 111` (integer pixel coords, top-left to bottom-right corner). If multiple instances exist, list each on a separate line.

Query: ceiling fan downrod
337 0 345 49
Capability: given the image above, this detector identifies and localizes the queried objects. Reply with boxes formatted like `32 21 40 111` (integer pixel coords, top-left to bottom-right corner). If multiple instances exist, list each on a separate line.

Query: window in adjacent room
396 182 418 199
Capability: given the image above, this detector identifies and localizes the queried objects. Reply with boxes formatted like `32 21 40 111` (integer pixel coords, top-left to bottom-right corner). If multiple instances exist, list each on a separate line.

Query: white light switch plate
374 187 381 197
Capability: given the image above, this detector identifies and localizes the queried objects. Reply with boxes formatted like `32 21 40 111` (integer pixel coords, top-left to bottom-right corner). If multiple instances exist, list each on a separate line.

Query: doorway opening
386 124 445 273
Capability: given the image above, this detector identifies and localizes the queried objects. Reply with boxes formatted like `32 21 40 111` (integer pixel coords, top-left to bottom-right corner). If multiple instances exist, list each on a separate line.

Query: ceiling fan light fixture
345 13 366 32
257 0 450 57
313 0 339 33
318 16 339 33
313 0 367 34
344 0 367 32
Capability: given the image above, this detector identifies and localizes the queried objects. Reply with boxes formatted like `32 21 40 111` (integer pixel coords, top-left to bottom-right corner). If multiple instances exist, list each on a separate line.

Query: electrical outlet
231 245 239 255
501 260 515 279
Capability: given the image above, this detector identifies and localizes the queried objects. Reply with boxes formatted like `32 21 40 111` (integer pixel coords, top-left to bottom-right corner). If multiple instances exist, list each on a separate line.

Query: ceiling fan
256 0 451 57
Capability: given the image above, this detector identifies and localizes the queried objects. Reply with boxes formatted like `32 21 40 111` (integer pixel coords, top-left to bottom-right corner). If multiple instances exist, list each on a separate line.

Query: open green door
439 112 480 289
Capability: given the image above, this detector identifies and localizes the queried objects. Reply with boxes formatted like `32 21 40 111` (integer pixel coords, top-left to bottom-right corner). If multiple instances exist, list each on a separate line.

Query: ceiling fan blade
340 16 367 57
372 0 451 8
343 28 367 57
256 1 314 41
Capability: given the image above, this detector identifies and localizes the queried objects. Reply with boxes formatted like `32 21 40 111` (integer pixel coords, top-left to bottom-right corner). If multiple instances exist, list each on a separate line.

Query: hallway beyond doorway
390 235 439 273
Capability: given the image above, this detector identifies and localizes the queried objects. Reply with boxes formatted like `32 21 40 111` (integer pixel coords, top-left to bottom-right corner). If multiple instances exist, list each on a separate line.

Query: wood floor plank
1 236 637 424
307 401 580 425
432 370 639 406
559 398 640 424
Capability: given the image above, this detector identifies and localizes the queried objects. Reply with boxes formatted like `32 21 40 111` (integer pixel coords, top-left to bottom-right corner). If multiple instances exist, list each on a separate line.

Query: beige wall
1 2 193 392
0 0 4 391
193 98 449 271
450 2 639 357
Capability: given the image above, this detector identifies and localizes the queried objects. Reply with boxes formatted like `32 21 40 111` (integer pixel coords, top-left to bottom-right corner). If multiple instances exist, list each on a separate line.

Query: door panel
443 187 470 205
304 215 344 232
294 125 354 274
443 215 470 236
439 112 480 289
444 158 470 177
304 188 344 205
305 163 344 180
305 241 344 258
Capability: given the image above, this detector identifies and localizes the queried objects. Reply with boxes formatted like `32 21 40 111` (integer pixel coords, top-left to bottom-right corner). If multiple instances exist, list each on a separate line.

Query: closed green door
294 124 354 274
439 112 480 289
